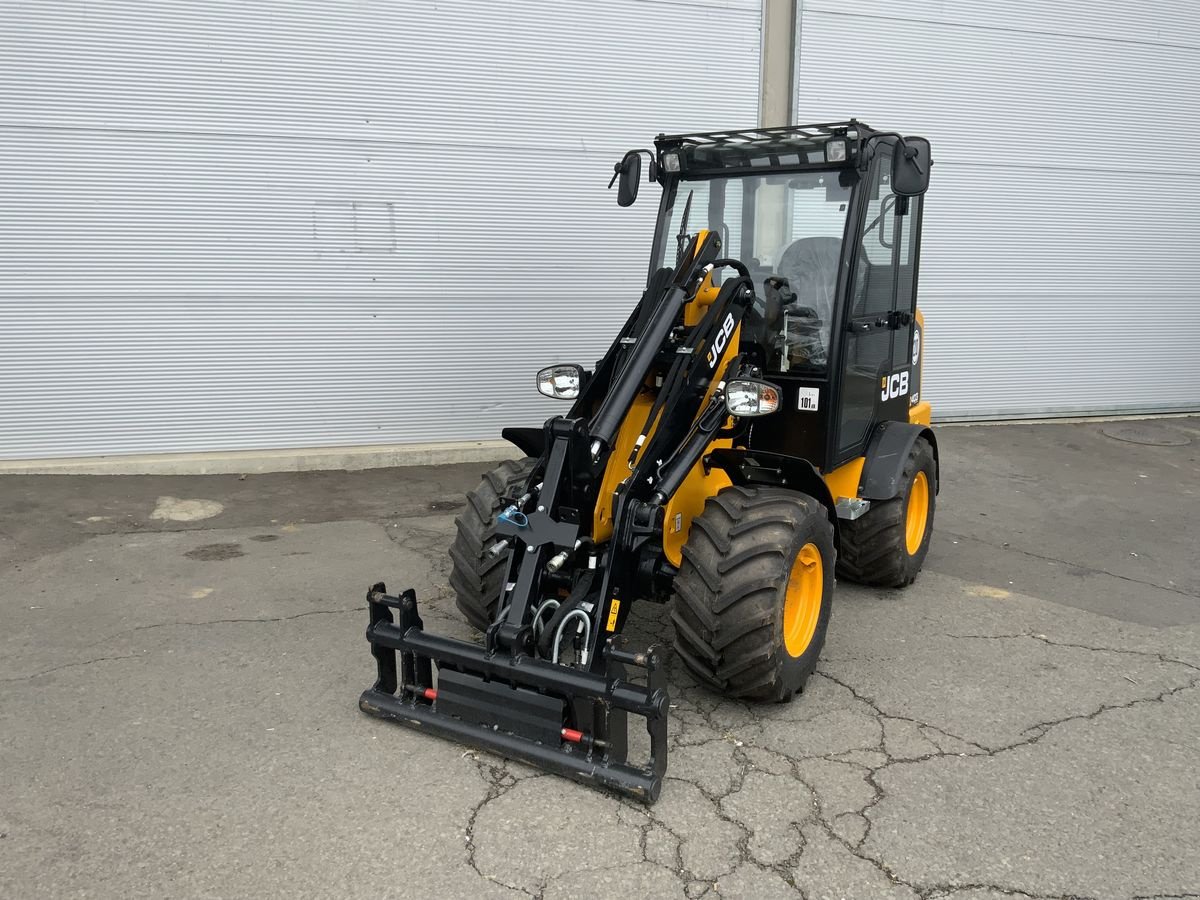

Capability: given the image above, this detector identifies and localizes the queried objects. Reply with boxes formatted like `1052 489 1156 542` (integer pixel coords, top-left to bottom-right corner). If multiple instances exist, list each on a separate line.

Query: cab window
658 171 853 374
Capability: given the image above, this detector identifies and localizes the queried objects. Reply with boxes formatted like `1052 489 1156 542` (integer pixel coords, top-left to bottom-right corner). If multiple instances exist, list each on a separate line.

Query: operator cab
617 122 931 472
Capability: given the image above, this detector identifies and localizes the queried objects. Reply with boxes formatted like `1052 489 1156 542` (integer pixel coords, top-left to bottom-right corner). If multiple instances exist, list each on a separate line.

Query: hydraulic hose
552 609 593 666
535 570 596 658
532 598 561 638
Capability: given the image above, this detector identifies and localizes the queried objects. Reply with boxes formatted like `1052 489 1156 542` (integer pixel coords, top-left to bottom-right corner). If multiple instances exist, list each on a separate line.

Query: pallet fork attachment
360 584 670 802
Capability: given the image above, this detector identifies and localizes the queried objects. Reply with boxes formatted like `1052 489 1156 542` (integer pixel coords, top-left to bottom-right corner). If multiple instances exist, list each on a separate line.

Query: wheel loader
360 120 937 802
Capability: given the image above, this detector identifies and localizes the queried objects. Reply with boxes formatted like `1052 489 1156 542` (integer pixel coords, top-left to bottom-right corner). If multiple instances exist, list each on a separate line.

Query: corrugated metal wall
794 0 1200 419
0 0 761 459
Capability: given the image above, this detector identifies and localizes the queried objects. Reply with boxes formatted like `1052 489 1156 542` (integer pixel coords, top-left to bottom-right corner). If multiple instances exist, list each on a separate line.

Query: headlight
725 380 782 417
536 364 584 400
824 139 847 163
661 152 681 173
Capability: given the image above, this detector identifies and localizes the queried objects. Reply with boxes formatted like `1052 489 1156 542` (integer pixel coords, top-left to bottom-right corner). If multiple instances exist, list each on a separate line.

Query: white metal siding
0 0 761 459
794 1 1200 419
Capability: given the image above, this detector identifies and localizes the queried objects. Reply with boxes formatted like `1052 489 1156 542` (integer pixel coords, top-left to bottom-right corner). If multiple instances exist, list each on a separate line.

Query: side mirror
615 151 642 207
891 137 931 196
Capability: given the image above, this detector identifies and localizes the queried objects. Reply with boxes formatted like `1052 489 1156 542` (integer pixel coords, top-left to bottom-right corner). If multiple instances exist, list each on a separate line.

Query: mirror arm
861 131 921 167
628 148 658 182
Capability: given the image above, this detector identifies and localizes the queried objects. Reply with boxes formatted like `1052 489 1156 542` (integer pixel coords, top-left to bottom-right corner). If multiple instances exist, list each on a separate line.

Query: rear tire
837 438 936 588
448 457 537 632
671 485 835 702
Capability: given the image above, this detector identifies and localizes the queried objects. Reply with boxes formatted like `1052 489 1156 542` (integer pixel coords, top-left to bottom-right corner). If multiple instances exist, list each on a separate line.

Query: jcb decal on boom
880 370 910 401
706 313 736 369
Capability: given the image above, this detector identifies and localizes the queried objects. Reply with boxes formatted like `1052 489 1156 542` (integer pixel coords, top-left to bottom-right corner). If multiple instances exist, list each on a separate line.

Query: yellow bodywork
821 457 866 505
593 232 735 564
595 385 732 562
592 247 931 562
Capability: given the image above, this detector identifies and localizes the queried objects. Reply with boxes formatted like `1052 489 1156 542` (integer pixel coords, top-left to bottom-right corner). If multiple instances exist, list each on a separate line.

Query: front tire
671 486 835 702
837 437 936 588
447 457 537 632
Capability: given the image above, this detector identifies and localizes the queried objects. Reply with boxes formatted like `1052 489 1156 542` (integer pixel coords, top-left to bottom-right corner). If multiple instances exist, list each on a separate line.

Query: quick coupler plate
359 584 669 803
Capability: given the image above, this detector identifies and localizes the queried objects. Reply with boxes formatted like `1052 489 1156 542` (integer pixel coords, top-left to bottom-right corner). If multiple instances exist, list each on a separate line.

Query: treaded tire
448 457 537 632
837 437 936 588
671 485 835 702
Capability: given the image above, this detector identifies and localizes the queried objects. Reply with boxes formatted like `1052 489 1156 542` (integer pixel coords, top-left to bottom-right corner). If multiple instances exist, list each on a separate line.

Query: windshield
659 170 853 374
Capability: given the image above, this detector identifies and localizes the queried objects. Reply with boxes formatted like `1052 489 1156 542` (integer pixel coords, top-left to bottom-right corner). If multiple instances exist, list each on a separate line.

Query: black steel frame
653 120 881 181
657 120 873 148
361 585 669 800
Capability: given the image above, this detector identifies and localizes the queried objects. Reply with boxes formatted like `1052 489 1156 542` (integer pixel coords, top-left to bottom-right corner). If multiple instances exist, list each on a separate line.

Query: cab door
832 144 923 466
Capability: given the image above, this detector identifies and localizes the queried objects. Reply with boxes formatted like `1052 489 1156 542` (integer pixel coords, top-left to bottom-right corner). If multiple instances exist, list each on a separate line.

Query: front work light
725 380 782 417
661 152 681 173
537 364 584 400
824 139 847 163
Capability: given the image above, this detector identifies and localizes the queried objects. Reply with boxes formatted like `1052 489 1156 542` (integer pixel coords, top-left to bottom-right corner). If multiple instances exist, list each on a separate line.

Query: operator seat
777 236 842 324
770 235 842 369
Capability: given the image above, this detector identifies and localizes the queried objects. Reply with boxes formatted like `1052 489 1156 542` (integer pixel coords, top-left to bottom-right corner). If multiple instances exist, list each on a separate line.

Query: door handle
847 318 888 333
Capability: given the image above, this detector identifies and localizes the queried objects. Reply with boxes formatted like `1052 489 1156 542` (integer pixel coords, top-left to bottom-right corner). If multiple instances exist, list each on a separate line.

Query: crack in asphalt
0 653 144 683
1005 678 1200 754
790 668 1200 899
77 605 368 654
459 754 545 898
658 674 1104 900
4 605 371 682
942 631 1200 673
940 529 1200 600
800 671 974 895
929 887 1094 900
15 519 1196 898
436 616 1200 900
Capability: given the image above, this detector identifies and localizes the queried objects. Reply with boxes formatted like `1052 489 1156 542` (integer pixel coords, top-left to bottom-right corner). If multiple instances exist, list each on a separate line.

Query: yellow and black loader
359 121 937 802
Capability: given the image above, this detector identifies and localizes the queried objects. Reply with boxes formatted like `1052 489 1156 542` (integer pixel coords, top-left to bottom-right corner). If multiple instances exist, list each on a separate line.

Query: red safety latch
560 727 585 744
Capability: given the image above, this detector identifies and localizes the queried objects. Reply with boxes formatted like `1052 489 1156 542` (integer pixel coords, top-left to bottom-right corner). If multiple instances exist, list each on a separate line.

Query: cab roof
654 120 879 180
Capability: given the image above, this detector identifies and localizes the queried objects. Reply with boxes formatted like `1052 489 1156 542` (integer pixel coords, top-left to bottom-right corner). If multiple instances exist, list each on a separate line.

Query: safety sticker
797 387 819 412
605 599 621 632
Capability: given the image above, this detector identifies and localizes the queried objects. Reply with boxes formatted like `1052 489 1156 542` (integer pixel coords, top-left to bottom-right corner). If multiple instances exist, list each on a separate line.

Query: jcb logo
880 370 909 401
706 313 735 369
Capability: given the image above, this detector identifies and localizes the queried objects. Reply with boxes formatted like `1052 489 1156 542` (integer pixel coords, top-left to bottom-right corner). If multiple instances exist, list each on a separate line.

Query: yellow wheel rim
905 470 930 555
783 543 823 658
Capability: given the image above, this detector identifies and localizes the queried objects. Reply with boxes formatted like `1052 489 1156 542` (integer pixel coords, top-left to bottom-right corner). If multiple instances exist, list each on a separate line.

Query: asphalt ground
2 416 1198 899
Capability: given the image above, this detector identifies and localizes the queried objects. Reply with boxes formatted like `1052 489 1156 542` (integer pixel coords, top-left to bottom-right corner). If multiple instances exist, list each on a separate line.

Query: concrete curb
0 441 519 476
2 413 1194 476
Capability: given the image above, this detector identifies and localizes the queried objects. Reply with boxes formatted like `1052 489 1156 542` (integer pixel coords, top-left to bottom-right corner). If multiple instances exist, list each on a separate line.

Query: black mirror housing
891 137 931 196
616 151 642 207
